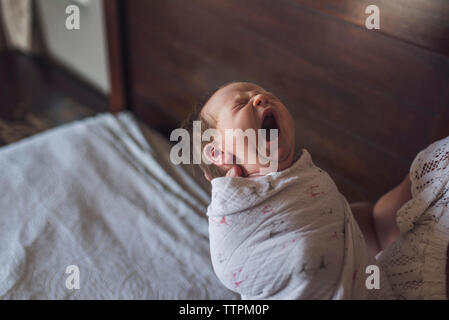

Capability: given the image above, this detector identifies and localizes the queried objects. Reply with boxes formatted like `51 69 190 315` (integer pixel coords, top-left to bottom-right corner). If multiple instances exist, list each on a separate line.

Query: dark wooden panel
0 7 6 52
295 0 449 57
103 0 126 113
122 0 449 201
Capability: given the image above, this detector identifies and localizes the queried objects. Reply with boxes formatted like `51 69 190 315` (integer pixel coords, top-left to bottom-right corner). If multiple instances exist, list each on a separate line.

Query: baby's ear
203 142 223 165
203 142 234 166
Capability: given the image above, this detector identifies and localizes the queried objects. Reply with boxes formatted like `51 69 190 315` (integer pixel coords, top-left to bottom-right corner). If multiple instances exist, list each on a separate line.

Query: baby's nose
252 94 267 107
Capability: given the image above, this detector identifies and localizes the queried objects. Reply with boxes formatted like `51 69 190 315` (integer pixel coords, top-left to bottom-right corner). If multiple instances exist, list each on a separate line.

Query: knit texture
377 136 449 299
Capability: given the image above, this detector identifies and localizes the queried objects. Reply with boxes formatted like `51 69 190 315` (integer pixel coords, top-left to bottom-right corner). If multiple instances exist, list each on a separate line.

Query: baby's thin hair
181 84 232 181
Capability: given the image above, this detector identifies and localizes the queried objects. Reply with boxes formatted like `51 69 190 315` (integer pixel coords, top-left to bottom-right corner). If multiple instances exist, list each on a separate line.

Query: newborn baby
185 82 393 299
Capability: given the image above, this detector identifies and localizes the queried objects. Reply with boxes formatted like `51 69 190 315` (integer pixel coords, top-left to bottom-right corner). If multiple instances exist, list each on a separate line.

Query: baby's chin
242 157 294 177
234 140 296 176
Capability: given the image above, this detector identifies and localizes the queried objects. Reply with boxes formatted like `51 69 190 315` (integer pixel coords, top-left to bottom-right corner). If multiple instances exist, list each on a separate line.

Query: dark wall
121 0 449 201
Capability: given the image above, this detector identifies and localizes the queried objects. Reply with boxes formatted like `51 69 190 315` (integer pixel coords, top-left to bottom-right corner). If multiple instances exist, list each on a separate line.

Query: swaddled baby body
184 82 393 299
208 149 374 299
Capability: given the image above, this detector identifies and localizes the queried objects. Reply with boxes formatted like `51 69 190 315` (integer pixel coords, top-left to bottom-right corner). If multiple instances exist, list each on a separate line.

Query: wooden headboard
105 0 449 202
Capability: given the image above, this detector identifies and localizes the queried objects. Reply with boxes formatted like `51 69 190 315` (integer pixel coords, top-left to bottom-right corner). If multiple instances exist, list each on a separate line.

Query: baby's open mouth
261 112 279 141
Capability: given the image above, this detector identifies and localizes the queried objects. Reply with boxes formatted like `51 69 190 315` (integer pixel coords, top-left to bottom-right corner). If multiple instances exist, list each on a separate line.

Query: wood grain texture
0 51 108 136
0 4 7 52
295 0 449 57
121 0 449 201
103 0 127 113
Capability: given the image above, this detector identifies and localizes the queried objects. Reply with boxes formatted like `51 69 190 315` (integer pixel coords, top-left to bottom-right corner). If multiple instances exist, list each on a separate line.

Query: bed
1 0 449 299
0 112 237 299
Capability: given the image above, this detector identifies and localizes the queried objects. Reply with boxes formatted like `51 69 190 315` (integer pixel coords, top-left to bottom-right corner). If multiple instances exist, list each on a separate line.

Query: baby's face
202 82 295 175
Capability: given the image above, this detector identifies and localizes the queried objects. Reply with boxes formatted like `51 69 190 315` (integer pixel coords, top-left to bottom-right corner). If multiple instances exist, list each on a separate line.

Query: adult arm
373 175 412 250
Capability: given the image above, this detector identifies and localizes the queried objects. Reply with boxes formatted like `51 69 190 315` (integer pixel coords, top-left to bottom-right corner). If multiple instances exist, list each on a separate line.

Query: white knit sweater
377 136 449 299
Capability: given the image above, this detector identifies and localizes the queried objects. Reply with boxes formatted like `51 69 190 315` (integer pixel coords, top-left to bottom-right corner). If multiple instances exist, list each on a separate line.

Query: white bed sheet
0 112 238 299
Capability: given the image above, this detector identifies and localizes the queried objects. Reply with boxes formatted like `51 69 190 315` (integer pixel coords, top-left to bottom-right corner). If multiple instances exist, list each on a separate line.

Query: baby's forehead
218 82 264 100
202 82 264 116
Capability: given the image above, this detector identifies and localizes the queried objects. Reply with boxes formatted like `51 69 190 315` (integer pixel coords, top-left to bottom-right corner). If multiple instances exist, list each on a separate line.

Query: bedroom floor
0 51 108 147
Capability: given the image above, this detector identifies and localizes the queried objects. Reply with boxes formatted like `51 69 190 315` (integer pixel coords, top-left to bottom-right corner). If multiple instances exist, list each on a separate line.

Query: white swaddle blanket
207 150 393 299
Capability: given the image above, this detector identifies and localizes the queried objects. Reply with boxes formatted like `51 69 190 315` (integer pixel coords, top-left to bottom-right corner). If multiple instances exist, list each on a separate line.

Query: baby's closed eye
233 101 247 109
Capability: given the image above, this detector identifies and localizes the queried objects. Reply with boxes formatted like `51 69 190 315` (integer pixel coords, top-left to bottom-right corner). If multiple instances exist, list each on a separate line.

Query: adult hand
225 165 244 178
204 164 244 181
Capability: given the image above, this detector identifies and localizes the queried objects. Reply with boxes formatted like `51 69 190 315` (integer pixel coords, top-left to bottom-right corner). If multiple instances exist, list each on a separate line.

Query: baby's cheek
237 140 259 165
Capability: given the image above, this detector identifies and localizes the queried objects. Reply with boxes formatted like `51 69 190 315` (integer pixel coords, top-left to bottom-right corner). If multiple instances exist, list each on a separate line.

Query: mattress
0 112 238 299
